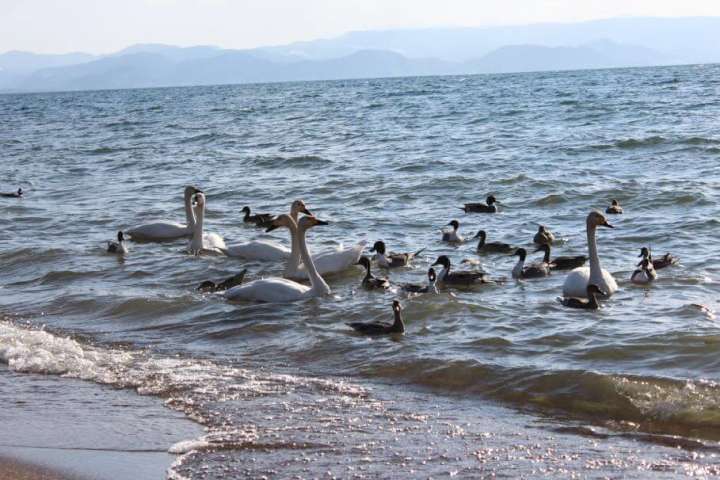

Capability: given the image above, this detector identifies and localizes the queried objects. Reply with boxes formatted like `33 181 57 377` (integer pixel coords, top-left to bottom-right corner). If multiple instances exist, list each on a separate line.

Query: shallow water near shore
1 64 720 478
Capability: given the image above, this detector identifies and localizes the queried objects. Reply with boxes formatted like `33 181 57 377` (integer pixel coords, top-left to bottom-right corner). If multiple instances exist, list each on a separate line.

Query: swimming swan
125 186 201 241
562 211 618 298
188 193 226 255
225 215 331 303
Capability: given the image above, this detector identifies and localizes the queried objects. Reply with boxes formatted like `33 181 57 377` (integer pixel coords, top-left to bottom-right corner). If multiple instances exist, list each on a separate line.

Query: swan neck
184 190 195 228
587 223 602 281
285 210 302 276
297 224 330 294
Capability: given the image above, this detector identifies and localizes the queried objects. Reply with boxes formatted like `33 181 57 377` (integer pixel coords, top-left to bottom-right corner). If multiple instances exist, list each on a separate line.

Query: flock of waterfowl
3 187 678 335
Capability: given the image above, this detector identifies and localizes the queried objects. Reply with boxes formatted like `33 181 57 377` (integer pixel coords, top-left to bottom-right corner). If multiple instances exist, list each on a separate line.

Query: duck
107 231 128 255
347 301 405 335
559 284 605 310
221 200 311 261
473 230 514 254
357 256 391 290
431 255 491 286
533 225 555 245
1 188 22 198
441 220 466 243
197 269 247 293
225 215 331 303
562 211 618 298
401 268 438 294
461 195 499 213
370 240 425 268
188 192 226 255
241 206 274 227
125 186 202 242
606 199 623 214
534 243 587 270
631 257 657 285
511 248 551 279
638 247 678 270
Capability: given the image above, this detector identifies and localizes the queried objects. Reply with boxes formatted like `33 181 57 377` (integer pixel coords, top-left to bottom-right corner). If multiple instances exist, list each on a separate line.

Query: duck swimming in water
357 256 391 290
370 240 425 268
401 268 439 294
1 188 22 198
534 243 587 270
431 255 491 286
533 225 555 246
241 206 274 227
560 284 605 310
347 301 405 335
473 230 514 254
606 199 623 214
638 247 678 270
461 195 499 213
198 269 247 293
511 248 551 279
107 231 128 255
631 257 657 285
441 220 467 243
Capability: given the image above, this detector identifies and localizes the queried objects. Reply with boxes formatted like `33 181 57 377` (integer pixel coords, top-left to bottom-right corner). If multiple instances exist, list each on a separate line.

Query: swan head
392 300 402 313
513 248 527 260
427 267 437 284
291 200 312 216
356 256 371 269
446 220 460 231
486 195 497 205
431 255 451 269
265 213 295 232
587 284 606 296
473 230 487 240
370 240 386 254
587 211 614 228
298 215 328 231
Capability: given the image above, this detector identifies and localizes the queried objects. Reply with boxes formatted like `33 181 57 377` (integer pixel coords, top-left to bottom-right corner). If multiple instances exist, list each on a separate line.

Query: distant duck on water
638 247 678 270
606 199 623 214
535 243 587 270
511 248 551 279
533 225 555 245
631 257 657 285
370 240 425 268
559 284 605 310
107 231 128 255
198 269 247 293
1 188 22 198
242 206 274 227
431 255 491 286
461 195 499 213
347 301 405 335
401 268 438 294
357 256 391 290
473 230 514 254
441 220 471 243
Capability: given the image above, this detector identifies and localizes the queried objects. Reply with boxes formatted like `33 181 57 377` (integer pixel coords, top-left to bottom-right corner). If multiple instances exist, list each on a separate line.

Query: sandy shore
0 457 80 480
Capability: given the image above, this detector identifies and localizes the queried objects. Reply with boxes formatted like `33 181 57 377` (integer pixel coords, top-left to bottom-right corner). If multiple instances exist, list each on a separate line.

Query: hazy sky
2 0 720 54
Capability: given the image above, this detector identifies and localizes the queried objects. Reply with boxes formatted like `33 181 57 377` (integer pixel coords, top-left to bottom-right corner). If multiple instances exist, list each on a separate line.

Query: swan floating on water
126 186 202 242
107 231 128 255
357 256 390 290
461 195 499 213
535 243 587 270
533 225 555 245
188 192 226 255
370 241 424 268
511 248 551 279
559 284 604 310
225 215 331 303
562 211 618 298
606 199 623 214
347 301 405 335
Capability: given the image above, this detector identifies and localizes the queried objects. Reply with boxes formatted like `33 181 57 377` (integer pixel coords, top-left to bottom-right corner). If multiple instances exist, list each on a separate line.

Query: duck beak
315 219 329 226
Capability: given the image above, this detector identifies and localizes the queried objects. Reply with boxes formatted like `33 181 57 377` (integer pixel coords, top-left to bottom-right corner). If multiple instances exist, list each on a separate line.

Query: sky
2 0 720 54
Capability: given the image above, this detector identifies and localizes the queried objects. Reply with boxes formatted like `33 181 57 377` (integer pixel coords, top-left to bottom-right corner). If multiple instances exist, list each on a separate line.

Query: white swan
562 211 618 297
220 200 311 261
126 186 200 241
188 192 226 255
225 215 331 303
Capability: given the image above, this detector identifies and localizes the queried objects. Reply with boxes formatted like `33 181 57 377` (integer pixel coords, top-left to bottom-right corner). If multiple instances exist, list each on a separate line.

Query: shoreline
0 457 80 480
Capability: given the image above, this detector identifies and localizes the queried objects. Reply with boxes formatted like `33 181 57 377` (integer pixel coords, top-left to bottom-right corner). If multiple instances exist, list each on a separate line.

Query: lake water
2 64 720 478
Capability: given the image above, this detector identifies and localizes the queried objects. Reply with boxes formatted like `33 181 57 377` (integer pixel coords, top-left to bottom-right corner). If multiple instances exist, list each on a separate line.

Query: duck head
117 231 125 242
370 240 387 255
392 300 403 313
446 220 460 231
513 248 527 261
487 195 497 205
356 256 371 269
473 230 487 241
431 255 451 270
427 267 437 284
611 199 620 206
639 247 650 258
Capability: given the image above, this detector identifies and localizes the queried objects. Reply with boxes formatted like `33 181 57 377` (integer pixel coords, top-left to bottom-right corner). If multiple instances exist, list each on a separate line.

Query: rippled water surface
2 64 720 478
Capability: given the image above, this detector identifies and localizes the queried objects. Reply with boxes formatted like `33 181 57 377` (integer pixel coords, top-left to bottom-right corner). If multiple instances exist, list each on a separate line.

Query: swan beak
603 221 615 228
194 188 203 194
301 207 312 215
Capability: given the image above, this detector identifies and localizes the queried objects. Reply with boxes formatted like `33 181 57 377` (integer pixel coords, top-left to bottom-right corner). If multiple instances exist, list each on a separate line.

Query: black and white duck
370 240 425 268
631 257 657 285
638 247 678 270
198 269 248 293
431 255 491 285
347 300 405 335
559 284 604 310
107 231 128 255
241 206 274 227
0 188 22 198
533 225 555 245
357 256 391 290
511 248 551 279
401 268 438 294
461 195 499 213
473 230 514 254
605 199 623 214
535 243 587 270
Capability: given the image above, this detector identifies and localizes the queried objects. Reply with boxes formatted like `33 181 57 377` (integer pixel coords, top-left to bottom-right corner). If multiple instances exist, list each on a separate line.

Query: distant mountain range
2 16 719 93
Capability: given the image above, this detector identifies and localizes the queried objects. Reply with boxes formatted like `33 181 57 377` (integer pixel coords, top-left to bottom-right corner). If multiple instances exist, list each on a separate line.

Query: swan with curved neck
225 215 331 303
562 211 618 297
126 185 203 242
188 192 226 255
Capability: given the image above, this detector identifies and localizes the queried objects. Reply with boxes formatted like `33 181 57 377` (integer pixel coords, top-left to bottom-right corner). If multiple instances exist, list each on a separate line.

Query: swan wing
224 240 290 261
563 267 618 297
203 232 226 250
126 222 189 241
225 277 310 303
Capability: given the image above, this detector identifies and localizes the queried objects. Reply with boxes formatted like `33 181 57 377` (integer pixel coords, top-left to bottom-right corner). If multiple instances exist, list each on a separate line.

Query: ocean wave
248 155 332 169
